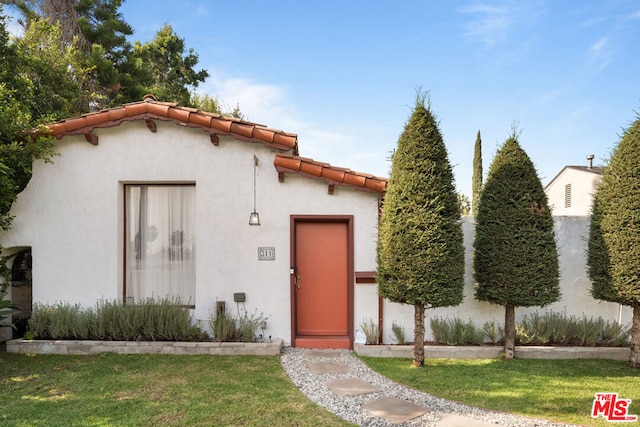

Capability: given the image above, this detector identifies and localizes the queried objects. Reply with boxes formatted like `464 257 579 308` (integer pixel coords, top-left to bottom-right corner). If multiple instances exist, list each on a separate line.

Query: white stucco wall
0 121 381 346
545 168 601 216
377 216 633 344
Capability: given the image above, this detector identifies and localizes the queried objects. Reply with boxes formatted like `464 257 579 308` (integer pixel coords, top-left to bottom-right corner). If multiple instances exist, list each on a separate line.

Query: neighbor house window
125 185 196 305
564 183 572 208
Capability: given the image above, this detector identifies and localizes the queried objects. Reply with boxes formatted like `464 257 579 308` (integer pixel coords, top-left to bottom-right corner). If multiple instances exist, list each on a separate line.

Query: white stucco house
1 99 631 347
0 95 387 349
544 156 603 216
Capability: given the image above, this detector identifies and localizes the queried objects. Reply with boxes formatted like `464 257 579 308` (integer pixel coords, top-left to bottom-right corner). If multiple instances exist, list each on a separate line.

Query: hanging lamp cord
253 155 258 211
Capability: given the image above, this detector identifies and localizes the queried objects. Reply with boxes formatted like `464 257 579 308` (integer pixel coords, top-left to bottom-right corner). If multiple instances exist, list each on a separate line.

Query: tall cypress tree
474 132 559 359
588 115 640 368
377 93 464 367
472 130 482 216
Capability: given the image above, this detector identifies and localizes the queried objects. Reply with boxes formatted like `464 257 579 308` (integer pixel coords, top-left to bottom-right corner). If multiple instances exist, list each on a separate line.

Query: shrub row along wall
374 216 634 344
428 312 629 346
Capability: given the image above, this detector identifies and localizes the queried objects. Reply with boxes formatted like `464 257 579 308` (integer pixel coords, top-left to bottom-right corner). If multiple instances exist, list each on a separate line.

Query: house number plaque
258 247 275 261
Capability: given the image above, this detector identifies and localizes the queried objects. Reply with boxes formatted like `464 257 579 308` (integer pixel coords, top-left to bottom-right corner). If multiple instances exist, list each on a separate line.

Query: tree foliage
473 132 559 359
377 94 464 307
472 130 482 216
377 93 464 366
132 24 209 107
587 115 640 368
458 193 470 216
192 93 244 119
8 0 208 108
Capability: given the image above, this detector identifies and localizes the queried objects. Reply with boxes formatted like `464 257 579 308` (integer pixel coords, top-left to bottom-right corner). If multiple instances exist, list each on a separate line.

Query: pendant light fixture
249 155 260 226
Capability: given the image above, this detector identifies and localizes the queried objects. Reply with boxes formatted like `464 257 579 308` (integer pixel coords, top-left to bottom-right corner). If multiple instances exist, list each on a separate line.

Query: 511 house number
258 247 275 261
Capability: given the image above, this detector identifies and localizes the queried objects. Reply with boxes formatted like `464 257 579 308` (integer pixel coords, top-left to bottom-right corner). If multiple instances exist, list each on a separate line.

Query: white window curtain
126 185 196 305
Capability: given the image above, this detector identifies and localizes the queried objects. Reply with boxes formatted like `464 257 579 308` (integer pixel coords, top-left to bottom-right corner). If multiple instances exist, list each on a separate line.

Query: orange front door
292 218 352 349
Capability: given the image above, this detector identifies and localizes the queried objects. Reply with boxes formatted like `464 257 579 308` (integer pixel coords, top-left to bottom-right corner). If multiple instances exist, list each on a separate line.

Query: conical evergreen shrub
588 115 640 368
473 133 559 359
377 94 464 366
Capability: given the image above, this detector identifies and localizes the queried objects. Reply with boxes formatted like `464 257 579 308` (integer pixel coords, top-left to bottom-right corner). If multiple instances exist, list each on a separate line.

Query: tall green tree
587 115 640 368
377 93 465 367
472 130 482 216
9 1 208 108
8 0 131 108
132 24 209 107
474 132 559 360
13 18 90 119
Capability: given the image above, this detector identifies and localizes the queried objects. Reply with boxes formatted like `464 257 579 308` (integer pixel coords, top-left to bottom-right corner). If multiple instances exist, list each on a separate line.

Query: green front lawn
360 356 640 427
1 353 352 426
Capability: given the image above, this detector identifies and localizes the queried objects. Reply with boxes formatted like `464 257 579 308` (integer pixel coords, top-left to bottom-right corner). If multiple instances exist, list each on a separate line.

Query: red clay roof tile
147 102 170 117
188 112 212 128
321 168 346 182
86 111 110 126
230 122 254 138
274 154 387 194
124 102 147 116
108 108 127 121
167 107 190 122
46 97 299 153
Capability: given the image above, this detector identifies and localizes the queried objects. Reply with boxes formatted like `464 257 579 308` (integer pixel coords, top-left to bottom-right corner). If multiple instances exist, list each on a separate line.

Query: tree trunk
413 304 425 367
630 305 640 368
504 305 515 360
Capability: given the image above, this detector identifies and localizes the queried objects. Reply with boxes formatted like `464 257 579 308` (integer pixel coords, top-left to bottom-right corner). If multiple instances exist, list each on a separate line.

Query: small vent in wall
565 183 572 208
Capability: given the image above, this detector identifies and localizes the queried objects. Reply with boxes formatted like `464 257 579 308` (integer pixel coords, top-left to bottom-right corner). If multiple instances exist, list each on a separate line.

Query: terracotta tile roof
274 154 387 193
45 95 298 153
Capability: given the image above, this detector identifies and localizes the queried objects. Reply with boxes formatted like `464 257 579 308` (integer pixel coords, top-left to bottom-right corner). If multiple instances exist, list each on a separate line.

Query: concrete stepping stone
325 378 380 396
361 396 427 424
307 361 350 374
437 414 499 426
305 349 341 358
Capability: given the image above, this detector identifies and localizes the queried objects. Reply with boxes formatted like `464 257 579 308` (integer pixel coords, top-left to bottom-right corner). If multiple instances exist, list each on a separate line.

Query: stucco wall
0 121 381 346
377 216 633 344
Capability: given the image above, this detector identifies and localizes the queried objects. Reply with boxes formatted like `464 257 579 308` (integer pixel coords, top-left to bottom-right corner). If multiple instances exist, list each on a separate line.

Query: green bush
482 320 503 345
28 298 205 341
359 318 379 345
430 313 630 347
430 316 485 346
209 307 268 342
391 321 406 345
0 287 19 329
515 312 629 346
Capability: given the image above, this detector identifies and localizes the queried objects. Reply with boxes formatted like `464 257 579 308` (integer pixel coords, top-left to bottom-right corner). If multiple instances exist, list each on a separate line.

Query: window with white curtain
125 185 196 305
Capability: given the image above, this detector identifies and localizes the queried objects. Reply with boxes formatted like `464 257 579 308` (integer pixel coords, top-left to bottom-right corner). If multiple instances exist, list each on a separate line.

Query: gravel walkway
280 347 580 427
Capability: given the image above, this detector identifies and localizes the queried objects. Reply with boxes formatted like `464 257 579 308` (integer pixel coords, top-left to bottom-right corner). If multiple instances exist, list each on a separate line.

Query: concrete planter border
354 344 630 361
6 338 283 356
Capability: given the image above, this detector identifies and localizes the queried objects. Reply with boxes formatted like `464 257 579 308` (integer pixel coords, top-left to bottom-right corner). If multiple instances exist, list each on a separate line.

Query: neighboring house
544 156 603 216
0 95 386 349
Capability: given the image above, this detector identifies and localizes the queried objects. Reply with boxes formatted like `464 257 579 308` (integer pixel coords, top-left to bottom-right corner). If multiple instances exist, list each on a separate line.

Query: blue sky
11 1 640 196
